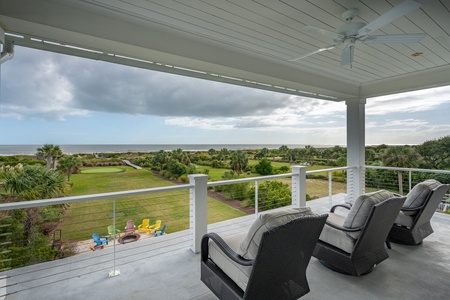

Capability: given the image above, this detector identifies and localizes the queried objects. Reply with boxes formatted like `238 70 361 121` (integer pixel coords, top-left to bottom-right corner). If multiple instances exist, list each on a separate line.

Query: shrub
246 181 292 210
166 159 186 179
254 158 273 175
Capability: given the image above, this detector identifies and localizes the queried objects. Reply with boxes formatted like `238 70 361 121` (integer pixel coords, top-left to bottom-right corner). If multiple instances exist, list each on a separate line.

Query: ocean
0 144 331 156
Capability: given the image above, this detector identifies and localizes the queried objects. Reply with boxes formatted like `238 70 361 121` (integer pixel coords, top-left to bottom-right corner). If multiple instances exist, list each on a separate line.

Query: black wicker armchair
387 182 450 246
313 193 405 276
201 209 327 300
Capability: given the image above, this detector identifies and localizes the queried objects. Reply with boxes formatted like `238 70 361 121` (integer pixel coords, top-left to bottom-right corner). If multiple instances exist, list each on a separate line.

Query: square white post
189 174 208 253
0 26 4 44
346 98 366 202
291 166 307 208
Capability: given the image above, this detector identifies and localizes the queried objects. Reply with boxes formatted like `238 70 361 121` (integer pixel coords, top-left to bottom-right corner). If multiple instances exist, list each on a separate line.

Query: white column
346 98 366 202
189 174 208 253
291 166 307 208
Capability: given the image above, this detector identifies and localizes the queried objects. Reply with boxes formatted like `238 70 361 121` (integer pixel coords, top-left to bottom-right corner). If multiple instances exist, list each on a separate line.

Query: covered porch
2 195 449 299
1 0 450 202
1 1 450 299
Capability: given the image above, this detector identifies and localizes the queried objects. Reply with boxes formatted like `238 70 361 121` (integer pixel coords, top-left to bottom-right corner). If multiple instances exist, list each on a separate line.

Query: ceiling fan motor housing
336 22 366 38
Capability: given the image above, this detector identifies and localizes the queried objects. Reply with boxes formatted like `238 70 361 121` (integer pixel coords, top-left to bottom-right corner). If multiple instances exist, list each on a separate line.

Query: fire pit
118 233 140 244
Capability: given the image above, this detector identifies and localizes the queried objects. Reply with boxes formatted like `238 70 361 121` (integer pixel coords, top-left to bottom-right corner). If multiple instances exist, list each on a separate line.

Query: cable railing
0 165 352 297
365 165 450 194
1 164 449 297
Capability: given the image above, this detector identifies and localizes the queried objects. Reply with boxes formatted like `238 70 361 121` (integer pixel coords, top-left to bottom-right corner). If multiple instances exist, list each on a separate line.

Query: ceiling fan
290 0 426 66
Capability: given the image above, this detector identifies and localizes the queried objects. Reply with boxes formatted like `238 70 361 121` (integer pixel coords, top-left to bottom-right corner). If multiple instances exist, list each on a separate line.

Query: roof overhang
1 0 449 101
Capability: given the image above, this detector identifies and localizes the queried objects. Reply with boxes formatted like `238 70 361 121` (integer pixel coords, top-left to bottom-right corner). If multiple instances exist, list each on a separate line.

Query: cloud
1 46 348 125
366 86 450 115
2 46 448 146
1 49 90 120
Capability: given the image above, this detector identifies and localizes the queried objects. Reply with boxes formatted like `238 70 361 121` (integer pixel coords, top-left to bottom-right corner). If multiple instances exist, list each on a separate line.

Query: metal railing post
109 197 120 277
255 181 259 217
291 166 307 208
409 171 412 193
189 174 208 253
328 171 333 207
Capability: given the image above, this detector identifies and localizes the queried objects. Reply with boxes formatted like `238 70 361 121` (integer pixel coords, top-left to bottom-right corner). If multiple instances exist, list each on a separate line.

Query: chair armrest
201 233 254 266
100 235 108 239
325 220 364 232
400 206 423 212
330 204 351 213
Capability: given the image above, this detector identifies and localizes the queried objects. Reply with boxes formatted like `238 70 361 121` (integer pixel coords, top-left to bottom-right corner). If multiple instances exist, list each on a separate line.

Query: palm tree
153 150 169 171
382 146 421 194
230 150 248 176
51 146 63 170
2 165 66 245
304 145 317 165
36 144 62 170
278 145 289 161
58 156 82 181
218 148 229 162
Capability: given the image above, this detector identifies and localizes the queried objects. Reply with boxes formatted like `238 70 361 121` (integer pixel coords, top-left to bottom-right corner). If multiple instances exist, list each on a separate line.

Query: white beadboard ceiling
0 0 449 101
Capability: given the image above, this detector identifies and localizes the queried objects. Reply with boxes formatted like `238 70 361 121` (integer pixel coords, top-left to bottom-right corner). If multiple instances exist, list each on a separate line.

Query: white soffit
0 0 449 101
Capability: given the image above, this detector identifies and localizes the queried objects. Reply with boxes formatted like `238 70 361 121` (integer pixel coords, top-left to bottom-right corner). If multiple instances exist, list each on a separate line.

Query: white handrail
365 165 450 174
0 184 190 211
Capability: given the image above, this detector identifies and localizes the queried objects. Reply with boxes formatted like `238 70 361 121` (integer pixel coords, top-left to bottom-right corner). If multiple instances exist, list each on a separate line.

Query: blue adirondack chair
154 225 166 237
92 233 108 247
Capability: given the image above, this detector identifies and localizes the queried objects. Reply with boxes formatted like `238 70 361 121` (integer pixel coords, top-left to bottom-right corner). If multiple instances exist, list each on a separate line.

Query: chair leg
385 240 391 249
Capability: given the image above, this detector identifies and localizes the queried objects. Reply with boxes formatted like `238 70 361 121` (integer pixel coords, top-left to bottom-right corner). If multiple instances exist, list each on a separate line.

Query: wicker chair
201 209 327 300
387 182 450 246
313 194 405 276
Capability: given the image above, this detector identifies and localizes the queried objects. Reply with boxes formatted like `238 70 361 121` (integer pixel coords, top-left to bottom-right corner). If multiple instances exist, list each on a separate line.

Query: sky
0 46 449 146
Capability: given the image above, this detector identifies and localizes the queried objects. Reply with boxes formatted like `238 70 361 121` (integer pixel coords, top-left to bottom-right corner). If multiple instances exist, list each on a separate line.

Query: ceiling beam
361 65 450 98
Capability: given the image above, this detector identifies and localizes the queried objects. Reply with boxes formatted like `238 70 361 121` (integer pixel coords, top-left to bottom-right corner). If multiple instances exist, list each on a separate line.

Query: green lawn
197 162 347 199
59 164 347 242
59 167 245 241
80 167 126 174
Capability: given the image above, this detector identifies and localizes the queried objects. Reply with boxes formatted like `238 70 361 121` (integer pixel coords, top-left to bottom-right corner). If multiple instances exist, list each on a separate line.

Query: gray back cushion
343 190 394 230
403 179 441 215
237 207 314 259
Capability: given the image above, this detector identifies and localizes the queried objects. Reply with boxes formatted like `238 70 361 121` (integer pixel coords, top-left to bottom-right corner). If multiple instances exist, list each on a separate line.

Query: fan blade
358 0 423 36
302 26 344 41
290 45 338 62
363 34 426 44
341 46 354 66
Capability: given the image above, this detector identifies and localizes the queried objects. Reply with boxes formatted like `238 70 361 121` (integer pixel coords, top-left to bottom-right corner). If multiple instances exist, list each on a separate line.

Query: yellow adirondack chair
138 219 150 233
148 220 162 234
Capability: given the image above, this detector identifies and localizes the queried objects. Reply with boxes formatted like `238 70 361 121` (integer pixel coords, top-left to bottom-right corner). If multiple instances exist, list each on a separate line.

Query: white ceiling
1 0 449 101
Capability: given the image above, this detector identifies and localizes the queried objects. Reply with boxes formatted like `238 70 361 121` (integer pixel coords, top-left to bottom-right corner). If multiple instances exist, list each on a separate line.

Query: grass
58 164 348 242
58 167 245 241
80 167 126 174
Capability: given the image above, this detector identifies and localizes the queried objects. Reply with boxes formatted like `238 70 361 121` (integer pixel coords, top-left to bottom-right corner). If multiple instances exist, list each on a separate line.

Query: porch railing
13 164 448 297
364 165 450 196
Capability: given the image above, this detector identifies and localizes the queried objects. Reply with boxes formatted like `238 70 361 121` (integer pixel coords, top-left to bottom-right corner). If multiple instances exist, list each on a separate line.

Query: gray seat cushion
394 211 414 228
237 207 314 259
208 207 315 291
343 190 394 238
319 213 356 253
403 179 441 215
208 232 251 291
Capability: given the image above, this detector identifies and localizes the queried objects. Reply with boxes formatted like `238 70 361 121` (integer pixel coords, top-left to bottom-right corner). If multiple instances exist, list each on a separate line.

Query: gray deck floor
2 195 450 300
